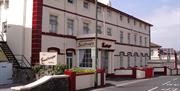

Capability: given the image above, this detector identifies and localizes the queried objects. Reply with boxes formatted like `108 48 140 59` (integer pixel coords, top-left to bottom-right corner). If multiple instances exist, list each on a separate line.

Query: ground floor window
140 56 143 66
79 49 92 67
127 55 130 67
120 53 123 67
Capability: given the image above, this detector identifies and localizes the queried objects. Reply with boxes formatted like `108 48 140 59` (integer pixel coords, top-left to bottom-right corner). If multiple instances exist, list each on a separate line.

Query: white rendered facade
0 0 152 74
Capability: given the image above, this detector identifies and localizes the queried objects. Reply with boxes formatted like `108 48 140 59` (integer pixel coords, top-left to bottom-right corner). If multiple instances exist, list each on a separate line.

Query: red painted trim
114 68 132 70
66 48 76 55
98 49 115 52
43 4 150 36
64 70 76 91
76 73 94 76
32 0 43 65
42 32 76 39
47 47 60 54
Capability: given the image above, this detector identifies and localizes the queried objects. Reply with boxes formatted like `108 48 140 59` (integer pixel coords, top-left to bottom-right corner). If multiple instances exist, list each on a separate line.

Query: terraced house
0 0 152 75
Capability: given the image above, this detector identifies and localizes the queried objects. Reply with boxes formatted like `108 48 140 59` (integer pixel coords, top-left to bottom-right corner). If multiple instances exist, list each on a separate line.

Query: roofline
87 0 153 26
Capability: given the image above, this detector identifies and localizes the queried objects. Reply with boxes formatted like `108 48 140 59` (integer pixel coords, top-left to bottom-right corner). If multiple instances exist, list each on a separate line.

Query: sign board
77 39 95 47
40 52 57 65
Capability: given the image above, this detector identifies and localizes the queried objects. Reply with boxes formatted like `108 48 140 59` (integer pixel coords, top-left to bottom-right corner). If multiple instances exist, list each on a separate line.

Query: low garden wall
136 69 145 79
113 67 153 79
65 69 105 91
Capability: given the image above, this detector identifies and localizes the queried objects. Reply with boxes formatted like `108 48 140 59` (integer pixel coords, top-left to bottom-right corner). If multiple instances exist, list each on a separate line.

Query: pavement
89 76 180 91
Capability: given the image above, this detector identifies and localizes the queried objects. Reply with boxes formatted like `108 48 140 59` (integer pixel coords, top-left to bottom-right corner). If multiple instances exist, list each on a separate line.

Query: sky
111 0 180 51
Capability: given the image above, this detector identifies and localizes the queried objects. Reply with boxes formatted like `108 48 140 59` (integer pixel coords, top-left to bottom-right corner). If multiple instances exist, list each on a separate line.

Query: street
92 76 180 91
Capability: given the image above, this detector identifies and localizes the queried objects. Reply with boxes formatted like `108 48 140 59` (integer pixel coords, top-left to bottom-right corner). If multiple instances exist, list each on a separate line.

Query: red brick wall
31 0 43 65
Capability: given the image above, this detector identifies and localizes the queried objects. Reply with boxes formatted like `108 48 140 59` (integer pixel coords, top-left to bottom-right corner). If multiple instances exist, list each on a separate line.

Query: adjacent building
149 42 177 69
0 0 152 74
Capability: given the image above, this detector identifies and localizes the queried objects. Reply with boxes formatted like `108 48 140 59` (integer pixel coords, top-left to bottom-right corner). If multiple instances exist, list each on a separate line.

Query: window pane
83 23 89 34
83 1 89 9
79 49 92 67
49 15 58 33
67 19 74 35
97 26 102 34
107 28 112 36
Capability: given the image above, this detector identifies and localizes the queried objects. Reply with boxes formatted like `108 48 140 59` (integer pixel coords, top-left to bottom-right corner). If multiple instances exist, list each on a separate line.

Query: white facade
0 0 152 74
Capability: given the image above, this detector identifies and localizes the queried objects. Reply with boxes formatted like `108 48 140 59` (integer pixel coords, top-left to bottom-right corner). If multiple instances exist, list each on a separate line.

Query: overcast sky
111 0 180 51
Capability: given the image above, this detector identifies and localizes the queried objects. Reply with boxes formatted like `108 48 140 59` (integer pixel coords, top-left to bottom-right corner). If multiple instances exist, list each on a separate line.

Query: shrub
70 67 96 73
54 64 68 75
32 65 44 74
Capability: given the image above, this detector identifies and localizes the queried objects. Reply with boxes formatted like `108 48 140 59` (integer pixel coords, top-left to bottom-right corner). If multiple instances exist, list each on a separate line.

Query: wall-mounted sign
77 39 95 47
102 42 111 48
40 52 57 65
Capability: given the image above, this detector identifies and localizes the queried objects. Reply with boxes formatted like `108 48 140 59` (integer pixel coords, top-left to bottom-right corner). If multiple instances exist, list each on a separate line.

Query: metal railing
15 55 31 68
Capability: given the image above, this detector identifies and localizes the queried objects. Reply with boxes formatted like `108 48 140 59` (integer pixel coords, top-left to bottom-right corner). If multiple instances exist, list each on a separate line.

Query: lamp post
95 0 98 87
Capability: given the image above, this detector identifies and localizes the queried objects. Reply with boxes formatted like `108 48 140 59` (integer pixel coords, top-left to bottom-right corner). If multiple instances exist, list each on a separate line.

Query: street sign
40 52 57 65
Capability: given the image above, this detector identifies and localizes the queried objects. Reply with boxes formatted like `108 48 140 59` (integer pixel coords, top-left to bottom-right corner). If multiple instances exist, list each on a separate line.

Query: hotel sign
77 39 95 47
40 52 57 65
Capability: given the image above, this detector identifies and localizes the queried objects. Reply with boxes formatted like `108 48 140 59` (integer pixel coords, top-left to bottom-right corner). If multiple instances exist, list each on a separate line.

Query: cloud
145 6 180 50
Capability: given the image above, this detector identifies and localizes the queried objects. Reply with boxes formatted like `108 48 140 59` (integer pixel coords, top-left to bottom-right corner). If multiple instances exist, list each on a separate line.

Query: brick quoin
31 0 43 65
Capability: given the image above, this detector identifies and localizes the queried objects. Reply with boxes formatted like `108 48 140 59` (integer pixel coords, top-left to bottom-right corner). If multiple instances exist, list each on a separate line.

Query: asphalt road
93 76 180 91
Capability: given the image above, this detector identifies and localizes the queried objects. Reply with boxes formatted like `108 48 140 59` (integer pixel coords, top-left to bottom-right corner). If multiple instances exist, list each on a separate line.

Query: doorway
101 50 109 73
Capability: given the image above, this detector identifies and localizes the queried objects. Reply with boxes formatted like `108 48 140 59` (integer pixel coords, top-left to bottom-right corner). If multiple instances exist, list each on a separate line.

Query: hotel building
0 0 152 74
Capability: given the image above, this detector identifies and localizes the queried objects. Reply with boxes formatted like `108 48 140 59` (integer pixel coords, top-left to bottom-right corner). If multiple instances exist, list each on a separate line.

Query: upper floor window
68 0 74 3
128 33 131 44
97 25 102 34
140 36 142 45
127 18 130 23
145 37 147 46
83 22 89 34
134 20 136 26
144 24 147 30
120 15 123 21
107 9 112 17
49 15 58 33
67 19 74 35
83 0 89 9
107 28 112 36
97 6 102 13
120 31 123 43
139 22 142 27
134 34 137 45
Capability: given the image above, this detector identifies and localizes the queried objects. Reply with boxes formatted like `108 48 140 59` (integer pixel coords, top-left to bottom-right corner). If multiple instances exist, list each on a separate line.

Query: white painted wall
114 70 133 75
6 0 33 63
136 70 145 79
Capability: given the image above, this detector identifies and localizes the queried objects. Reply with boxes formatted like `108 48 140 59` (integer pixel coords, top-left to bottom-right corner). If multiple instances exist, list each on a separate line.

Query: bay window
79 49 92 67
